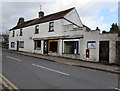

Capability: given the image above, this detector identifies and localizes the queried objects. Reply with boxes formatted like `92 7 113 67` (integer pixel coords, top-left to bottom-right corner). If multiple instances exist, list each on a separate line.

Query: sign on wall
87 41 96 49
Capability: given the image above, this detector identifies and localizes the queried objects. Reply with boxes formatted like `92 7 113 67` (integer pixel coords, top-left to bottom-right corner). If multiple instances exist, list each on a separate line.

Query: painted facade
9 7 119 63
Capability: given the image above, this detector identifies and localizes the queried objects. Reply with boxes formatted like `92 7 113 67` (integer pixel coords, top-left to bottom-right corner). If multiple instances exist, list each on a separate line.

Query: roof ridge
44 7 75 17
10 7 75 30
25 7 75 23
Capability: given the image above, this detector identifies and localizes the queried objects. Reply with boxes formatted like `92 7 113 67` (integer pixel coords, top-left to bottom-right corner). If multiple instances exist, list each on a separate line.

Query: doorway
99 41 109 63
17 41 19 51
44 40 48 54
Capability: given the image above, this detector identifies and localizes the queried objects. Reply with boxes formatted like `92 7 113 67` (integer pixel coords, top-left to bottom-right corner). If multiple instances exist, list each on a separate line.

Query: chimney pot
17 17 24 25
39 11 44 18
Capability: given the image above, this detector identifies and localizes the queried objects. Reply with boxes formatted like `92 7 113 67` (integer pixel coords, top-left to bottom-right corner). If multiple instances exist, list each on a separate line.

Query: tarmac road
2 50 119 89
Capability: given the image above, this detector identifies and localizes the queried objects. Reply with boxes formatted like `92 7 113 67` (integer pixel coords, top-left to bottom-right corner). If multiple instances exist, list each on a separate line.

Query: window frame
19 41 24 48
20 29 23 36
11 42 15 48
64 41 79 54
35 25 39 34
49 22 54 32
12 31 15 37
34 40 41 50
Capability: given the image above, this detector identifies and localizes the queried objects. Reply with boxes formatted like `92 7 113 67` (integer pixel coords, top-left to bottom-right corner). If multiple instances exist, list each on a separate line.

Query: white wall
64 8 83 27
9 8 119 63
80 31 118 63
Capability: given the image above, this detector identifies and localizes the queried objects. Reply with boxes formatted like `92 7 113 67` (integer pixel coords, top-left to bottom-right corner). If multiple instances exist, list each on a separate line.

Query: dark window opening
35 25 39 34
19 41 24 48
49 22 54 32
35 40 41 50
12 31 15 37
50 42 57 52
64 41 79 54
20 29 23 36
11 42 15 48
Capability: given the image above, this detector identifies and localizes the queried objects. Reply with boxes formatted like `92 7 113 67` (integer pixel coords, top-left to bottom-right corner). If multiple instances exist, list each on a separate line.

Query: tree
110 23 119 33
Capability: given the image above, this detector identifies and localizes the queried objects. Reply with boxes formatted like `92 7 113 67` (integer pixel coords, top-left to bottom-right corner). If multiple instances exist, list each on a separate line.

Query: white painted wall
80 31 119 63
9 8 119 63
64 8 83 27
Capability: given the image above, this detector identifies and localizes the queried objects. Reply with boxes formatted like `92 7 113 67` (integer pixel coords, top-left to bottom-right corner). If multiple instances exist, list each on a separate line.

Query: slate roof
10 7 75 31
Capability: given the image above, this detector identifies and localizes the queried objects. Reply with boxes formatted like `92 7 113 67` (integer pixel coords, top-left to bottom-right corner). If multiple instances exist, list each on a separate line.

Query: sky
1 0 119 34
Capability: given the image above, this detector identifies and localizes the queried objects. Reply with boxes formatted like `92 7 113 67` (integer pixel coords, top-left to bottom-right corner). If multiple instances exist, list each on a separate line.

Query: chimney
38 11 44 18
17 17 24 25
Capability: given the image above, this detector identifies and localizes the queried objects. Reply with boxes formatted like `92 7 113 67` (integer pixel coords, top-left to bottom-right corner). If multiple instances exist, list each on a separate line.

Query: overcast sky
1 0 119 34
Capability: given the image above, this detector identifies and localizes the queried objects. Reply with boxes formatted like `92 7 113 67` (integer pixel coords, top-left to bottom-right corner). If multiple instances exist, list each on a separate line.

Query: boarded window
87 41 96 49
35 25 39 34
19 41 24 48
49 22 54 32
11 42 15 48
64 41 79 54
35 40 41 50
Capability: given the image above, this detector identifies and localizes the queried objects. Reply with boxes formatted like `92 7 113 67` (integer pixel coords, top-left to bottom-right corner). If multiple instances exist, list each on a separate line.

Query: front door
44 40 48 54
99 41 109 63
17 41 19 51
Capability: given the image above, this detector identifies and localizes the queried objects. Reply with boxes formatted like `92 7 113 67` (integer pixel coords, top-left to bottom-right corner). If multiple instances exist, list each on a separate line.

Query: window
49 22 54 32
35 25 39 34
12 31 15 37
19 41 24 48
20 29 23 36
34 40 41 50
11 42 15 48
64 41 79 54
48 40 58 53
87 41 96 49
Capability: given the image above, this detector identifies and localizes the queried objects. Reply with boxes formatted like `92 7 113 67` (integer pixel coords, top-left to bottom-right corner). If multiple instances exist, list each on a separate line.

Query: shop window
49 22 54 32
20 29 23 36
49 41 58 52
35 25 39 34
19 41 24 48
64 41 79 54
35 40 41 50
11 42 15 48
87 41 96 49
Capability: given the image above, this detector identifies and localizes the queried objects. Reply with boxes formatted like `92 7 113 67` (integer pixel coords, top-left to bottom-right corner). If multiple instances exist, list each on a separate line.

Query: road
2 50 119 89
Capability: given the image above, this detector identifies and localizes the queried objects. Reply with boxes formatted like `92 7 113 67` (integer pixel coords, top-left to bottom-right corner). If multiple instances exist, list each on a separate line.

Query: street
2 50 119 89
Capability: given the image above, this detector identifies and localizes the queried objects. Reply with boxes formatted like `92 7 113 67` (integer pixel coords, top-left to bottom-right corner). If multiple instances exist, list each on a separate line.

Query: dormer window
12 31 15 37
49 22 54 32
20 29 23 36
35 25 39 34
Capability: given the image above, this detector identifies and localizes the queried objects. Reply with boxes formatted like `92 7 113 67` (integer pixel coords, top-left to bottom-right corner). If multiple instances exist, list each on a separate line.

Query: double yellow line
0 73 20 91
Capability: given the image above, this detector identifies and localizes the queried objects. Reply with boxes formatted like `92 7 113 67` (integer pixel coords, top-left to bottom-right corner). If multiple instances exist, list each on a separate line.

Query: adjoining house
9 7 120 64
0 34 9 48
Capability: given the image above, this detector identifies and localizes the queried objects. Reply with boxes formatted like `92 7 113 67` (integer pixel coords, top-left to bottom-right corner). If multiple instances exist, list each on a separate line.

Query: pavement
2 48 120 74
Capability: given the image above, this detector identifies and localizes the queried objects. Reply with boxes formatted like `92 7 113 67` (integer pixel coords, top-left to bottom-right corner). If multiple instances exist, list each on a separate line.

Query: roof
10 7 75 31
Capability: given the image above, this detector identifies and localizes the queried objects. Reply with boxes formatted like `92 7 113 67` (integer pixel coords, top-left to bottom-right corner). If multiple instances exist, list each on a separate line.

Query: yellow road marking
0 78 13 91
2 81 12 90
0 73 19 90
